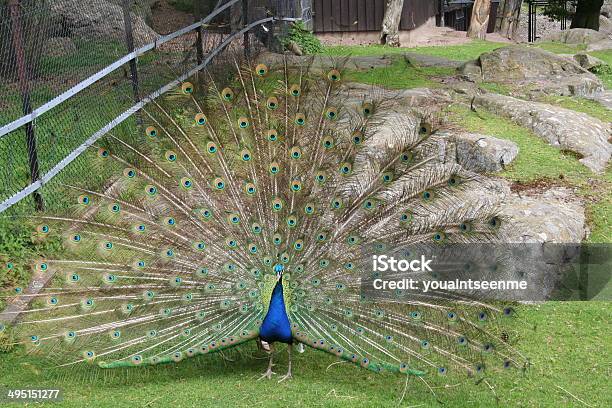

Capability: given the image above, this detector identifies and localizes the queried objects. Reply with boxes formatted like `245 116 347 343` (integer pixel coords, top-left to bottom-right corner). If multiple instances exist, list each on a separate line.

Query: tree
545 0 605 31
495 0 523 39
380 0 405 46
467 0 492 39
571 0 605 30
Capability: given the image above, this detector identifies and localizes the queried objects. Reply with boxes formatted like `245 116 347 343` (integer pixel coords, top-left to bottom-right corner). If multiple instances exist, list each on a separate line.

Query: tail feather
3 57 527 380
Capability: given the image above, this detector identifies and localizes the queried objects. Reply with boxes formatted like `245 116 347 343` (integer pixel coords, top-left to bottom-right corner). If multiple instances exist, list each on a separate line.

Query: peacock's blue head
274 263 284 281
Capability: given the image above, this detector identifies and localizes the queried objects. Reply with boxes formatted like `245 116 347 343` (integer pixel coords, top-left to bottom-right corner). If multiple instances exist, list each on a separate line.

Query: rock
588 89 612 109
478 46 586 81
573 52 607 71
457 60 482 79
404 53 462 69
474 93 611 173
542 28 607 44
501 187 586 243
472 46 603 97
587 38 612 51
600 15 612 34
259 52 395 72
49 0 158 47
43 37 76 57
287 41 303 56
452 133 519 173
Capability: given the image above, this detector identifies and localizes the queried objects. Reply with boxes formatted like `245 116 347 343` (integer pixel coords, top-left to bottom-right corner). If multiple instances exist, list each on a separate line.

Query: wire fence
0 0 294 215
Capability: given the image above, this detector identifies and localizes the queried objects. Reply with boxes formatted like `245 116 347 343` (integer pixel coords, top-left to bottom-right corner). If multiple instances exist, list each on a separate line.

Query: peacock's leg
278 344 293 382
258 343 275 380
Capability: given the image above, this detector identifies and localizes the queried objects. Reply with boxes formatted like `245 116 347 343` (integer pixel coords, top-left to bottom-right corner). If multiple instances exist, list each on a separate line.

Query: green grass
343 58 454 89
446 104 611 243
323 39 506 61
532 41 586 54
0 302 608 407
588 49 612 89
540 95 611 122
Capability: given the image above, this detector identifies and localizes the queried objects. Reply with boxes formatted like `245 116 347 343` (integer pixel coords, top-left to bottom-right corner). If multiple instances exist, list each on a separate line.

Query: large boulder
542 28 607 44
49 0 158 47
573 52 608 71
478 46 587 81
474 93 611 173
461 46 603 96
600 15 612 34
452 133 519 173
501 187 586 243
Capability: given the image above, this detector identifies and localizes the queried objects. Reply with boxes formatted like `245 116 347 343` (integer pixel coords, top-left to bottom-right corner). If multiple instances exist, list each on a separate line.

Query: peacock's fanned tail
2 57 528 379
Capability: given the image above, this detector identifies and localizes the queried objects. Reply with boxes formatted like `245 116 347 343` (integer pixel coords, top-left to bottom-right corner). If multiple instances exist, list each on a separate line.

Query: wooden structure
310 0 499 34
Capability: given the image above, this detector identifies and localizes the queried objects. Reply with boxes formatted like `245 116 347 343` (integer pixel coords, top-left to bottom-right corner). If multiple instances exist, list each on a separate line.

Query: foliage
542 0 578 21
0 218 62 292
282 21 324 55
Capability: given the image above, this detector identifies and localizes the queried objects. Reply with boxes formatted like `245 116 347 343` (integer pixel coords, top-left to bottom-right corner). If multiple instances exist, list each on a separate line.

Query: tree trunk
467 0 492 39
571 0 604 30
380 0 405 46
495 0 523 39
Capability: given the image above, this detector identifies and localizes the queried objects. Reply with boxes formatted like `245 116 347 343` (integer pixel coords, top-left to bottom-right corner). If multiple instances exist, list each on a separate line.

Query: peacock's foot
258 368 275 380
277 371 292 383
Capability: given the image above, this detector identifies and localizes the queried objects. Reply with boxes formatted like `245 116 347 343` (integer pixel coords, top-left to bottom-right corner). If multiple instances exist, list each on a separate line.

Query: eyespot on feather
255 63 268 76
181 82 194 94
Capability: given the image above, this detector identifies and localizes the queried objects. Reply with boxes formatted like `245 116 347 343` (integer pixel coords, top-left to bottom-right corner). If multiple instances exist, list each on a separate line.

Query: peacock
1 57 528 386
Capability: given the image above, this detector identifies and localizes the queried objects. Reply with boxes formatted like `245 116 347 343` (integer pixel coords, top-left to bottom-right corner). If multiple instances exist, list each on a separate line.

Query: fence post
195 8 204 67
243 0 250 58
8 0 44 211
121 0 141 109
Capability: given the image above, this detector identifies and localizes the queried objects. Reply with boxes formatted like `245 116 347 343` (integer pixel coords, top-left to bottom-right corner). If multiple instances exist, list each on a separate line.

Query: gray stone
603 2 612 18
588 89 612 109
49 0 158 47
501 187 586 243
43 37 76 57
573 52 608 71
258 52 395 72
587 38 612 51
457 60 482 79
542 28 607 44
469 46 603 97
452 133 519 173
600 15 612 35
474 93 611 172
478 46 587 81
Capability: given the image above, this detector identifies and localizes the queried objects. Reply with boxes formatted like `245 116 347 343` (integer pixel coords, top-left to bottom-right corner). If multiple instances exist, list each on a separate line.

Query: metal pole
243 0 250 58
195 15 204 67
122 0 140 104
528 2 532 42
8 0 44 211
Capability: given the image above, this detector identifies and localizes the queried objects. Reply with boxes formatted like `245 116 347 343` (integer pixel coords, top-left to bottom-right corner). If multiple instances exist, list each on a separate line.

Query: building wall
312 0 439 33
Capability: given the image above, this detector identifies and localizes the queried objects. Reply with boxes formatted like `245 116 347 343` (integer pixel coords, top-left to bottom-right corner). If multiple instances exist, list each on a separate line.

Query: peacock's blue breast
259 280 293 343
